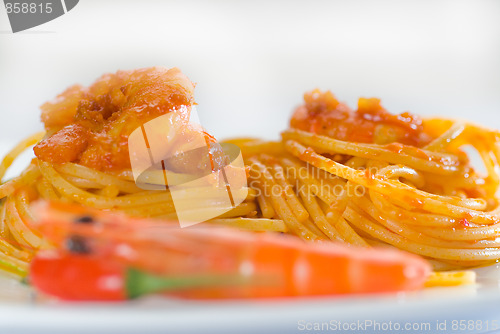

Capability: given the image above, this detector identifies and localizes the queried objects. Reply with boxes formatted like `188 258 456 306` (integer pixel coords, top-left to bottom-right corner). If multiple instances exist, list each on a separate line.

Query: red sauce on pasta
290 89 434 147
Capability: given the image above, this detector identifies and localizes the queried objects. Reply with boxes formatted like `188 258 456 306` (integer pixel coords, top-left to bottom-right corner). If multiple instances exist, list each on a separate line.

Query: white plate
2 144 500 334
1 266 500 334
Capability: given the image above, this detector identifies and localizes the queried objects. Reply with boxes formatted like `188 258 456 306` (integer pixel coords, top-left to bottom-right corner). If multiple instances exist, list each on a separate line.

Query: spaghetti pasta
0 72 495 287
234 91 500 270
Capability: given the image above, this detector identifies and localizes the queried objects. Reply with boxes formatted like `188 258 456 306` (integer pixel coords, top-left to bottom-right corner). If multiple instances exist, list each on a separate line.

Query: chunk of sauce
34 67 195 171
290 89 434 147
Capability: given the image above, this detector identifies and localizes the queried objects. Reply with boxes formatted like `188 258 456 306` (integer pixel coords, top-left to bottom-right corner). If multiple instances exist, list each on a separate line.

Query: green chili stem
125 268 255 299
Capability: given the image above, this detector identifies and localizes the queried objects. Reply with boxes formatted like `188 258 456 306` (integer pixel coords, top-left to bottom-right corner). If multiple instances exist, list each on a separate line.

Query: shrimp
29 202 431 300
290 89 435 147
34 67 197 171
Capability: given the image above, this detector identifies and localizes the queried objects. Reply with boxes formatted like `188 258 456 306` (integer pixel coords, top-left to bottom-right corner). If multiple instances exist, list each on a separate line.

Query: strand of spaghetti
261 156 309 222
417 222 500 241
216 202 257 218
311 163 348 193
424 122 466 152
106 170 135 182
39 161 172 208
356 194 500 249
282 129 459 175
422 117 452 129
55 163 142 194
300 218 329 239
0 238 32 262
151 202 258 221
0 203 32 261
4 196 41 249
0 251 29 278
344 157 367 169
12 190 42 247
284 139 474 206
40 161 241 209
376 165 425 189
119 201 176 217
425 271 476 287
492 142 500 175
248 157 319 241
427 260 467 272
376 165 470 219
127 196 253 218
96 185 121 198
284 140 500 224
15 189 36 224
63 175 104 189
256 192 275 218
35 176 60 200
421 171 485 191
151 186 253 202
249 157 315 238
297 185 344 242
477 141 500 197
244 188 259 202
121 188 254 217
278 160 299 185
485 144 500 198
206 218 287 232
316 167 344 187
369 191 457 227
0 164 40 199
332 214 369 247
247 172 275 218
280 157 341 206
0 196 8 237
334 182 372 247
0 131 45 182
432 258 491 269
313 185 369 247
344 205 500 262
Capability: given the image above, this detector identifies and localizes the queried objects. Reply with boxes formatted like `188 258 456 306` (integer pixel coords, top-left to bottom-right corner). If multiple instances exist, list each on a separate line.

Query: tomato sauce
290 89 434 147
33 67 194 171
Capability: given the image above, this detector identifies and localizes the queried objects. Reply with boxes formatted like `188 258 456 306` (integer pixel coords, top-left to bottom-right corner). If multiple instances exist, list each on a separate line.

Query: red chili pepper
30 251 246 301
30 252 126 301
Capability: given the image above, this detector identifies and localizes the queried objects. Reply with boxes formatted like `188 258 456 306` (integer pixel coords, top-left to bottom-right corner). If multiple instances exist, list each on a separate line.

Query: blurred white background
0 2 499 332
0 0 499 145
